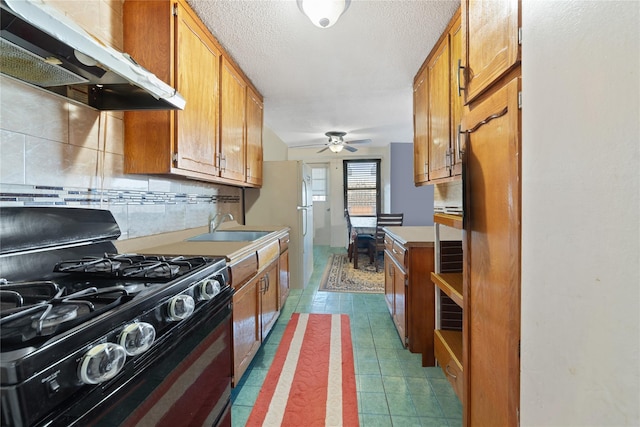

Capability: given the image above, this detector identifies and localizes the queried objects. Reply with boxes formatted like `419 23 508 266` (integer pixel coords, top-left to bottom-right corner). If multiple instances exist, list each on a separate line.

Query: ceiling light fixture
329 144 344 153
297 0 351 28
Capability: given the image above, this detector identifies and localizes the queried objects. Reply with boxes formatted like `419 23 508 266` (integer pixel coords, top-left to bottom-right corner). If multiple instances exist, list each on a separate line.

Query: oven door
42 290 233 427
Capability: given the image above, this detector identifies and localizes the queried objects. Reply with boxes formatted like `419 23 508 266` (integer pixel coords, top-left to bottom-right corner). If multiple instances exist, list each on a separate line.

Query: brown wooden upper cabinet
413 8 462 185
413 67 429 184
123 0 263 188
245 87 264 187
462 0 521 103
220 57 247 183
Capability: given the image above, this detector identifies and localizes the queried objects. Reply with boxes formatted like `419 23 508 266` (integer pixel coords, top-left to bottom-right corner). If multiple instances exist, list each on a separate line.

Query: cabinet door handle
457 59 465 97
445 364 458 379
462 107 509 135
457 125 464 159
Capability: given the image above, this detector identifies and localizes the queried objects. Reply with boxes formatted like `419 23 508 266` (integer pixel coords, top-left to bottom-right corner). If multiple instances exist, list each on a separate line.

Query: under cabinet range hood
0 0 185 110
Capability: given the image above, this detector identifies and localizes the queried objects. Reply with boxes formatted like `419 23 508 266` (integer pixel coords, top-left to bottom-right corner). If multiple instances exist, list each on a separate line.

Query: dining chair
369 213 404 271
346 210 374 267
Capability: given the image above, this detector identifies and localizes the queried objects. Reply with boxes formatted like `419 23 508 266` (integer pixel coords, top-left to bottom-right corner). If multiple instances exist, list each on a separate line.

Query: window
343 159 380 216
311 166 328 201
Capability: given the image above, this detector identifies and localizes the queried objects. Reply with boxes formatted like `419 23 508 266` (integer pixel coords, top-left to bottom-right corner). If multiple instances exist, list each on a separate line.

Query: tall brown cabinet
414 1 522 425
461 0 521 425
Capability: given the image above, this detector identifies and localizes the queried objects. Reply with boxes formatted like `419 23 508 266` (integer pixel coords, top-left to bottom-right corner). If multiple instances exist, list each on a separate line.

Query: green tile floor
231 246 462 427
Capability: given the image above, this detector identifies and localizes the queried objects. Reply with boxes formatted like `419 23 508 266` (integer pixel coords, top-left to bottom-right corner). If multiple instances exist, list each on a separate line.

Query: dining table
349 216 377 269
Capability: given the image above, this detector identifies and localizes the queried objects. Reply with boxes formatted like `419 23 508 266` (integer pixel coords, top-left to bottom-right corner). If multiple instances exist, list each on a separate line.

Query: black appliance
0 207 233 427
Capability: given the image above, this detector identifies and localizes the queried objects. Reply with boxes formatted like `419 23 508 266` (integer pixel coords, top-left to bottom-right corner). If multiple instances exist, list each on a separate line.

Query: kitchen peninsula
381 225 462 366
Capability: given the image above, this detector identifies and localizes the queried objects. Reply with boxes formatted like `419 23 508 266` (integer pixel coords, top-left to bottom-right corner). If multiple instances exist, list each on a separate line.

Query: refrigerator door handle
303 209 308 236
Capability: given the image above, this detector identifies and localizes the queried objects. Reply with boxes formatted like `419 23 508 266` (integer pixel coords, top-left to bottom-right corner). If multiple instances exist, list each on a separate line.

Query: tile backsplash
1 37 243 241
0 183 241 240
0 75 242 240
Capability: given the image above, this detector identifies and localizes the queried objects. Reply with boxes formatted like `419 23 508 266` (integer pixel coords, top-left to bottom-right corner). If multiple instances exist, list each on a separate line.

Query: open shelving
433 212 464 401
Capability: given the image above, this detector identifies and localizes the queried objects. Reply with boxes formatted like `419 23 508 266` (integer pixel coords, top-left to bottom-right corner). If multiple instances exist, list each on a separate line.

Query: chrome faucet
210 213 234 232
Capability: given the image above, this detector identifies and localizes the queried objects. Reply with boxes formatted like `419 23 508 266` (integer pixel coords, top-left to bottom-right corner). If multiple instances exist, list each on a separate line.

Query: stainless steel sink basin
186 230 270 242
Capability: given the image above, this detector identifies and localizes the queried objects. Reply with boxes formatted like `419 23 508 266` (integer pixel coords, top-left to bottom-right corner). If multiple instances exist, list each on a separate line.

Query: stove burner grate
55 257 123 274
0 283 129 345
52 254 211 281
120 260 180 279
32 304 79 332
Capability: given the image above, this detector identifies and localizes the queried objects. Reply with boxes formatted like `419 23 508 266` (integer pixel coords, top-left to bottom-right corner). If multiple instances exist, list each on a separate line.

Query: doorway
310 163 331 246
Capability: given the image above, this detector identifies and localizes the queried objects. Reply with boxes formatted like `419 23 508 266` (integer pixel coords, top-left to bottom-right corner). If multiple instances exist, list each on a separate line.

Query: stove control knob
199 278 221 300
78 343 127 385
119 322 156 356
168 294 195 321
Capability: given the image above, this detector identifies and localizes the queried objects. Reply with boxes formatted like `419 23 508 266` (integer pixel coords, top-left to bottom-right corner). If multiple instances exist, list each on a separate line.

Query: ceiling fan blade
345 139 372 145
317 146 330 153
291 143 327 149
343 145 358 152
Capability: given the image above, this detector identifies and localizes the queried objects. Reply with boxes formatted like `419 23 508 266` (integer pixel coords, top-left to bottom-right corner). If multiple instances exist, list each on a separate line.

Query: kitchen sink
186 230 270 242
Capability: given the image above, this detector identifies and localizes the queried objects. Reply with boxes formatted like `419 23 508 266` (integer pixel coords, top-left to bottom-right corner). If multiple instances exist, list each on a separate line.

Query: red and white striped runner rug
246 313 359 427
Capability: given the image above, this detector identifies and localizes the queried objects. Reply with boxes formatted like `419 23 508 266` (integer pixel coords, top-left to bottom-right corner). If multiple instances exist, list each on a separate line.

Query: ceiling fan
294 131 372 153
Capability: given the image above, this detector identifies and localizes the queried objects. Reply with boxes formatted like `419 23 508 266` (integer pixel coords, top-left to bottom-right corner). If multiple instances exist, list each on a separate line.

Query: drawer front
257 240 280 269
279 234 290 253
228 252 258 289
384 235 394 252
434 331 463 400
391 241 407 267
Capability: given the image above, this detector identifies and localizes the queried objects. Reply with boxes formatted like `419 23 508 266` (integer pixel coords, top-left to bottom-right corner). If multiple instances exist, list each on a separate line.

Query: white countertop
383 226 462 246
114 223 289 263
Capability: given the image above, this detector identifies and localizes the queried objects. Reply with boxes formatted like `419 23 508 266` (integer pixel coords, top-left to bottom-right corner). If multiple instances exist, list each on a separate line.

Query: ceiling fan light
297 0 351 28
329 144 344 153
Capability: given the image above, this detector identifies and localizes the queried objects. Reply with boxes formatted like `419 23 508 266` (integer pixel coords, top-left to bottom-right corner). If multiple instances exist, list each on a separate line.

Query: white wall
521 2 639 425
262 126 288 161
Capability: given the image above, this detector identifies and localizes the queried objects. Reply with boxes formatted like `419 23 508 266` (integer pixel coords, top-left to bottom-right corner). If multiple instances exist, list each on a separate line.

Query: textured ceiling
187 0 459 148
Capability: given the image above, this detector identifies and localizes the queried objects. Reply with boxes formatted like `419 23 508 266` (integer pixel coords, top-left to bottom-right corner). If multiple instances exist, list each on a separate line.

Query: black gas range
0 207 233 427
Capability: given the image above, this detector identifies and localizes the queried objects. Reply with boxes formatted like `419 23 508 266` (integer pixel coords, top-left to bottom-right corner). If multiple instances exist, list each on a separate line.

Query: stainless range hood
0 0 185 111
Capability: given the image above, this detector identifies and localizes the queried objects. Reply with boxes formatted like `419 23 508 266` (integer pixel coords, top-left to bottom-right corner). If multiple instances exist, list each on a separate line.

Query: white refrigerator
244 161 314 289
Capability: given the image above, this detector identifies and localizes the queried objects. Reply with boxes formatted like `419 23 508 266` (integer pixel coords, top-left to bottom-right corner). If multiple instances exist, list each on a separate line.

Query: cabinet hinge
173 3 178 16
518 27 522 45
518 91 522 110
172 153 178 164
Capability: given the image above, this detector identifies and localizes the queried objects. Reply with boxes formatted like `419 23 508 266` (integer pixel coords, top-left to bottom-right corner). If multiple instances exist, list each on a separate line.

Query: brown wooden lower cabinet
259 260 279 339
230 253 260 386
383 226 462 366
229 232 290 386
278 237 290 309
384 251 406 344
